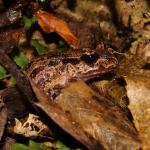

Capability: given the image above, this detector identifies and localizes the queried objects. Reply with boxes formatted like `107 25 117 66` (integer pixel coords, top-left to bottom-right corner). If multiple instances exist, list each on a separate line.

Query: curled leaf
35 10 80 48
13 114 50 138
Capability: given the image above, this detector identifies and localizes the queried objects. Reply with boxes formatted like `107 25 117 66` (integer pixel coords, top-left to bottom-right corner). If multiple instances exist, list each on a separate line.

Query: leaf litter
0 0 149 150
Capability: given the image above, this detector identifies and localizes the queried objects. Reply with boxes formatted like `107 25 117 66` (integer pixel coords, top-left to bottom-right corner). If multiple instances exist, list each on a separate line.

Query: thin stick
0 49 36 102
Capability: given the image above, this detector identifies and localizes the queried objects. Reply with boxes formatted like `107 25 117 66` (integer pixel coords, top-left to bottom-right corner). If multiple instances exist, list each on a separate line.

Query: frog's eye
80 53 99 64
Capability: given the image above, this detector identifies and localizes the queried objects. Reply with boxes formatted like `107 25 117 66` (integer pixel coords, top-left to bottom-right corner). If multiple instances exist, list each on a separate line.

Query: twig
0 49 36 103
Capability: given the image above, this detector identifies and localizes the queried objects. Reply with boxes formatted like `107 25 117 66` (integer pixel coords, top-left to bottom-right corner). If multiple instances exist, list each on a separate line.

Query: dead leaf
31 79 140 150
51 0 127 50
0 87 29 120
0 28 26 53
0 93 7 140
136 40 150 63
30 79 94 150
13 113 50 138
57 80 140 150
115 0 149 30
116 53 150 79
92 79 128 111
0 107 7 140
125 76 150 150
68 21 101 48
35 10 80 48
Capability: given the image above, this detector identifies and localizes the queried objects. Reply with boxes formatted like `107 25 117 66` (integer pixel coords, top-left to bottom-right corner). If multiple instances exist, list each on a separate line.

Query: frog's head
74 43 118 80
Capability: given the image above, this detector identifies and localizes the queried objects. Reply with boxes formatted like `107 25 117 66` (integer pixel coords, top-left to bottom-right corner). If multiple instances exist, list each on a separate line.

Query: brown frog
26 43 118 100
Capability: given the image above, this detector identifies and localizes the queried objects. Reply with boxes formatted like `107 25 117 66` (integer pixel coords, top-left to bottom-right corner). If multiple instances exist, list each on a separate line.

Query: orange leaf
35 10 80 48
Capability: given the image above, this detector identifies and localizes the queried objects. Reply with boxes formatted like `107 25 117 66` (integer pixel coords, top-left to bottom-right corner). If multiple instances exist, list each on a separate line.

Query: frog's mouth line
77 66 117 81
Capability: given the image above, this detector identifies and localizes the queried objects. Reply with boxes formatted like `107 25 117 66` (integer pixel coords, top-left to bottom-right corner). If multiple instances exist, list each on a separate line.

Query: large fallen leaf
31 80 140 150
35 10 79 48
125 76 150 150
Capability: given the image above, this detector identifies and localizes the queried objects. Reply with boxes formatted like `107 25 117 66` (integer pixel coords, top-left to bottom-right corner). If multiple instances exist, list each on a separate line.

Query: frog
26 43 118 100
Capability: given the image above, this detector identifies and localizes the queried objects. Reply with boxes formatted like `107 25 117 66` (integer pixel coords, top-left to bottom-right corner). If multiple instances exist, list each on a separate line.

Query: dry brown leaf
2 137 15 150
52 0 126 50
56 80 140 150
115 0 149 30
0 107 7 140
0 93 7 140
93 79 128 110
0 88 30 120
13 113 50 138
35 10 80 48
125 76 150 150
0 28 26 53
116 53 150 79
30 79 140 150
136 40 150 63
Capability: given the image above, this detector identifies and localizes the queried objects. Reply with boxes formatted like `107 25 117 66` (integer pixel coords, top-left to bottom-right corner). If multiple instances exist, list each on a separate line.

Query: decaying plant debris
0 0 150 150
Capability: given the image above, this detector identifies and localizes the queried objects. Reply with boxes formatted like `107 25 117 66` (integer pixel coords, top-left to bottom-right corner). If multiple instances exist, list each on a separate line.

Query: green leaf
32 16 38 22
31 39 48 55
29 140 51 150
0 65 7 79
59 40 66 47
56 141 71 150
12 141 51 150
11 143 28 150
21 16 38 29
13 52 29 69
